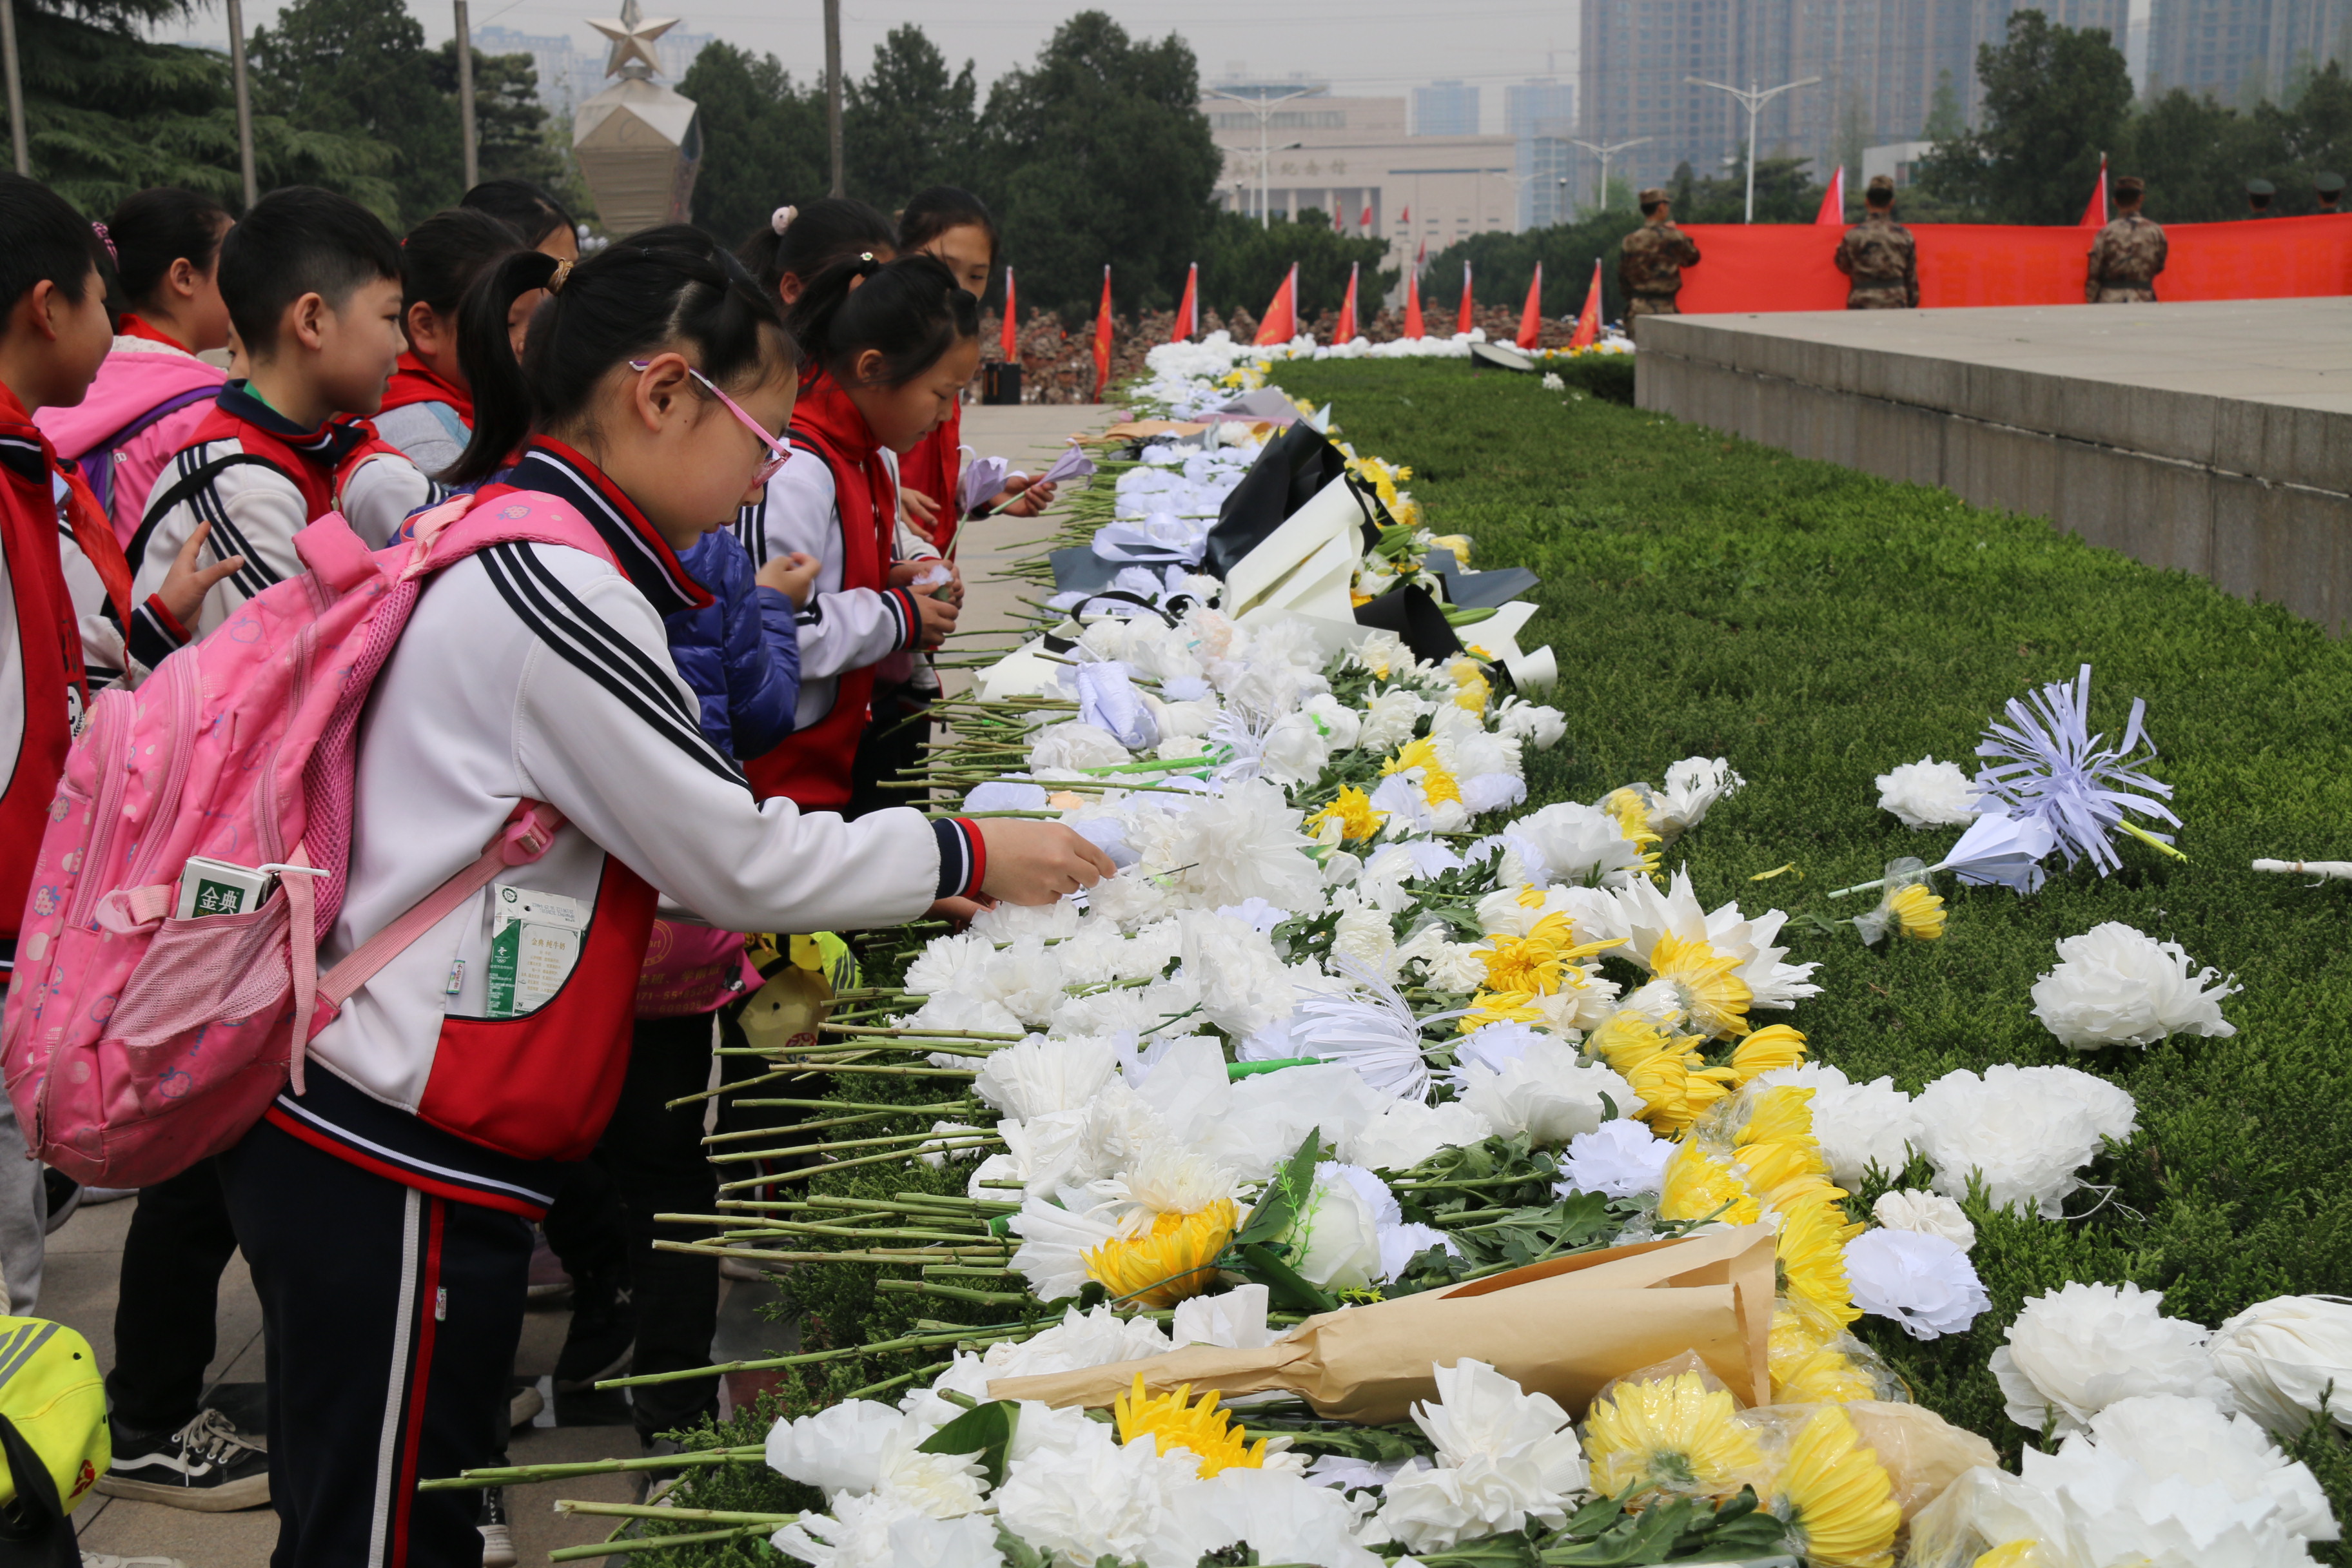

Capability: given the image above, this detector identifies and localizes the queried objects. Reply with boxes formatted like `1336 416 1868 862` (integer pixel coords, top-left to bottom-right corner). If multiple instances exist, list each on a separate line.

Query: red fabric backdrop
1671 213 2352 313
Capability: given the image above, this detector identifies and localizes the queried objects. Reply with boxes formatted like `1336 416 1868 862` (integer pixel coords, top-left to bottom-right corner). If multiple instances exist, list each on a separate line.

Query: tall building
2148 0 2347 101
1578 0 2128 195
1413 80 1482 135
1504 77 1576 137
1505 78 1578 227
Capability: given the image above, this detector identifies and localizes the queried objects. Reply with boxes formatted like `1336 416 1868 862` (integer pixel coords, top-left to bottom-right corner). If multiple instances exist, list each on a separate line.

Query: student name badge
485 887 585 1019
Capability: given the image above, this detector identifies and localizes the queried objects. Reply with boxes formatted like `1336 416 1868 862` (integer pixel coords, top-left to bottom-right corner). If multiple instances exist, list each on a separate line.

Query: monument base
1635 299 2352 633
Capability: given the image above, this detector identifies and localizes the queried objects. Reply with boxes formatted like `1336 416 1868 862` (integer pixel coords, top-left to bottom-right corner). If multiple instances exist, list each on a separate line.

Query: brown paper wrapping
988 1225 1776 1426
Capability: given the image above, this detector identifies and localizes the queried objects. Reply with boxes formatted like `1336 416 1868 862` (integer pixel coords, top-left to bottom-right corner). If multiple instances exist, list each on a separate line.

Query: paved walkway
944 402 1117 685
58 398 1116 1566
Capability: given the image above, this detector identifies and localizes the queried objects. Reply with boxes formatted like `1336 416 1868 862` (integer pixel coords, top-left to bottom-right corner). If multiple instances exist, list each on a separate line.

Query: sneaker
631 1437 683 1505
526 1233 572 1303
94 1408 270 1511
552 1267 635 1392
478 1487 518 1568
41 1170 79 1235
82 1556 191 1567
509 1382 545 1428
80 1186 138 1204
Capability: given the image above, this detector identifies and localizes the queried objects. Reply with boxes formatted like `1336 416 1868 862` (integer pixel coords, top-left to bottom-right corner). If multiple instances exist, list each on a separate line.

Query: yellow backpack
0 1317 108 1515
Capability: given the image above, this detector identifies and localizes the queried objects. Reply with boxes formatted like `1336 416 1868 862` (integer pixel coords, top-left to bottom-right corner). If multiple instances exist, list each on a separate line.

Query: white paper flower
1755 1062 1920 1188
1169 779 1325 912
1845 1227 1991 1340
765 1402 986 1516
772 1491 1004 1568
2001 1435 2329 1568
1652 756 1743 842
1990 1281 2233 1435
1872 1188 1976 1253
973 1035 1121 1121
1006 1191 1122 1302
2082 1394 2338 1542
1028 720 1133 772
1170 1282 1277 1349
1377 1359 1587 1551
979 1303 1175 1380
1173 908 1297 1037
1913 1063 2135 1219
1303 691 1362 750
992 1418 1200 1568
1168 1467 1387 1568
2210 1295 2352 1438
2030 921 2239 1049
1502 801 1648 888
1494 699 1566 749
1344 1097 1495 1173
903 932 997 999
1456 1038 1634 1146
1875 756 1981 828
1553 1119 1674 1199
1357 687 1432 752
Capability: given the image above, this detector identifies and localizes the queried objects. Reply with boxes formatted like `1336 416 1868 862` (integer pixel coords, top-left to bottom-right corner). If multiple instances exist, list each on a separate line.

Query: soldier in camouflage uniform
1618 189 1701 318
1834 175 1919 309
2086 175 2166 303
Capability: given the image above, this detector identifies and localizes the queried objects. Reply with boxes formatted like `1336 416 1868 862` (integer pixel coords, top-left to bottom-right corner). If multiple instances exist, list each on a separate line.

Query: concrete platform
1634 298 2352 632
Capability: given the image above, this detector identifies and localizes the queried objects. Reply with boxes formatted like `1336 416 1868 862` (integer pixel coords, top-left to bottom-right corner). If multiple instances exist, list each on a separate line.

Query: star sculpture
587 0 678 79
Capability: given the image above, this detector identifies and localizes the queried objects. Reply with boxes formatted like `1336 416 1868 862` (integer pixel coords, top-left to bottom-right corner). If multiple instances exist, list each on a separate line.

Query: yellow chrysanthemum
1658 1143 1761 1225
1732 1085 1816 1150
1457 991 1547 1033
1115 1375 1268 1477
1083 1199 1238 1308
1736 1137 1830 1195
1305 785 1387 843
1586 1010 1698 1076
1646 933 1753 1039
1775 1195 1863 1327
1626 1053 1738 1135
1729 1024 1808 1083
1758 1170 1852 1231
1514 884 1548 909
1381 736 1463 806
1448 658 1492 714
1972 1544 2044 1568
1480 934 1568 996
1600 785 1658 844
1769 1309 1878 1403
1770 1405 1901 1568
1583 1371 1766 1502
1886 883 1946 941
1427 532 1469 569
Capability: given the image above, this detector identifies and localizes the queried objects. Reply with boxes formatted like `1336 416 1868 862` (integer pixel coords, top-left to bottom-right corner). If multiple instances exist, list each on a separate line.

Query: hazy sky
159 0 1586 133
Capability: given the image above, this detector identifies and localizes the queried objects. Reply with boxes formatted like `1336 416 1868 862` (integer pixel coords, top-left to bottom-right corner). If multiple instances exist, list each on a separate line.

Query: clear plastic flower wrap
1853 858 1945 946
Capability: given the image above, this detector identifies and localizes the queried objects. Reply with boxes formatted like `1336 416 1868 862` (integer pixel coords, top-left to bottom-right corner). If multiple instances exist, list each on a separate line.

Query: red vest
182 397 404 524
745 374 896 808
0 393 92 954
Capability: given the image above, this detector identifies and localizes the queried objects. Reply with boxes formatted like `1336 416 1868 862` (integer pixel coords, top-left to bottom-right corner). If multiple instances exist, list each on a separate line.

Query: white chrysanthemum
1168 1467 1387 1568
1006 1190 1123 1302
992 1418 1201 1568
1172 908 1296 1037
771 1491 1005 1568
1845 1228 1991 1340
1990 1281 2233 1435
1169 1282 1277 1349
978 1303 1175 1380
1344 1097 1495 1173
1168 778 1324 912
1108 1142 1243 1221
1377 1360 1587 1551
1603 869 1820 1009
1913 1063 2135 1219
765 1402 986 1516
1457 1038 1635 1146
1875 756 1981 828
1754 1062 1920 1188
1494 699 1567 749
2030 921 2239 1049
1028 720 1133 772
972 1035 1120 1120
1202 1063 1388 1184
1652 756 1743 842
2210 1295 2352 1438
1329 905 1400 980
1872 1188 1976 1252
1501 801 1649 888
1357 687 1432 752
1276 966 1435 1102
903 932 998 997
2082 1395 2337 1543
1553 1119 1674 1199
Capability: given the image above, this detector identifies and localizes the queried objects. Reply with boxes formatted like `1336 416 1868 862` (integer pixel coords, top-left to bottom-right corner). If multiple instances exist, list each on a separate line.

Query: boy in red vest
128 186 429 656
0 172 120 1308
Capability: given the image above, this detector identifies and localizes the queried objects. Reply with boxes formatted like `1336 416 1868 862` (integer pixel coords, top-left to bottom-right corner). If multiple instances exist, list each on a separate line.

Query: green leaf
1235 1240 1338 1316
1231 1127 1323 1251
917 1399 1019 1489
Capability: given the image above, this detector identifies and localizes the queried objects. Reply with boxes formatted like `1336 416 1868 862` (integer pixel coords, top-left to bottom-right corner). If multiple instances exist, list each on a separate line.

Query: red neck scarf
378 352 475 425
115 313 192 353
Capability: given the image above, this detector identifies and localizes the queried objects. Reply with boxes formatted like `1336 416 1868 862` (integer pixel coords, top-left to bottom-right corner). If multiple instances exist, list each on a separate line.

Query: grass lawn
1268 355 2352 1529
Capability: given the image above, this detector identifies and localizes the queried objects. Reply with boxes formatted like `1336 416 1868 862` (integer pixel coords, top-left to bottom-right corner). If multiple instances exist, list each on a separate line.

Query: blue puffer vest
666 528 801 761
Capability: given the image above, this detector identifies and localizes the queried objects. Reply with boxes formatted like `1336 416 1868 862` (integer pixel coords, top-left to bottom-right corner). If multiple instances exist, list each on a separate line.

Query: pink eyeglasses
629 358 791 484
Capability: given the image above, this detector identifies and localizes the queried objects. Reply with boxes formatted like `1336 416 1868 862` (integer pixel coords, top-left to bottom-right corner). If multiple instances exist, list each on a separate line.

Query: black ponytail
897 186 999 268
784 251 977 390
446 223 794 485
106 188 232 310
402 207 524 319
461 179 577 253
735 196 896 299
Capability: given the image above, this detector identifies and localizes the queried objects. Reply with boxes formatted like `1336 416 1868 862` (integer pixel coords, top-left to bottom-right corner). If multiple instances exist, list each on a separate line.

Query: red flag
1171 262 1197 342
1514 262 1544 349
1400 205 1411 224
1568 258 1602 350
1252 264 1297 346
1334 261 1360 343
1403 267 1425 338
1091 265 1113 402
1815 166 1845 225
1360 204 1372 231
1000 267 1017 361
1456 262 1473 335
1333 209 1344 233
2081 153 2109 226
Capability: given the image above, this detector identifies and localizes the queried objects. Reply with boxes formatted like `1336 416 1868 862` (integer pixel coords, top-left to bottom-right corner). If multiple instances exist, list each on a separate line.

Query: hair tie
549 259 574 293
771 205 797 235
856 251 881 277
90 221 117 266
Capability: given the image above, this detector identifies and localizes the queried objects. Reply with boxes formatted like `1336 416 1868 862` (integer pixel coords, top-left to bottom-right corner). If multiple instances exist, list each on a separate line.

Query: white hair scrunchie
770 205 798 235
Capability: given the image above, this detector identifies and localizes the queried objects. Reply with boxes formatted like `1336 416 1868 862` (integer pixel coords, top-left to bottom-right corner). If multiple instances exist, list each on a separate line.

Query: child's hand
756 550 820 608
974 820 1116 904
900 485 941 529
994 476 1057 518
914 591 959 648
156 520 247 632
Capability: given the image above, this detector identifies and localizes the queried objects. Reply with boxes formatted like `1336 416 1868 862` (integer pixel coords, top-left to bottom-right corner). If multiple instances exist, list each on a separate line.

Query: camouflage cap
1636 188 1668 206
2248 177 2277 195
2114 175 2144 197
2317 171 2346 195
1865 174 1896 195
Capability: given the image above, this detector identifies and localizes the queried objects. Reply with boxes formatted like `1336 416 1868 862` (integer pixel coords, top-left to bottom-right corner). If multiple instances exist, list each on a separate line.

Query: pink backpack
1 489 615 1186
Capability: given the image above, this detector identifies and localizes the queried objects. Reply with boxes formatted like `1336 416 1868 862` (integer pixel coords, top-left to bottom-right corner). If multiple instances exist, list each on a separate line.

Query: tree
1921 68 1966 142
1668 153 1828 223
1420 206 1649 323
251 0 461 220
845 26 977 213
972 12 1220 317
430 43 569 195
1915 10 2132 223
6 0 393 215
680 41 827 247
1193 208 1392 322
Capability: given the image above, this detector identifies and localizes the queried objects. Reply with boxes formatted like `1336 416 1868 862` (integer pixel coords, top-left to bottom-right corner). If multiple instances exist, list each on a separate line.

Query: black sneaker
41 1169 79 1235
552 1267 635 1391
478 1486 518 1568
94 1408 270 1511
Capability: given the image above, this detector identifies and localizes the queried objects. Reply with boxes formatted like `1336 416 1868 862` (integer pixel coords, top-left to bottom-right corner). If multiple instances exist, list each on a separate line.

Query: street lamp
1569 137 1651 218
1684 75 1820 222
1208 88 1315 230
